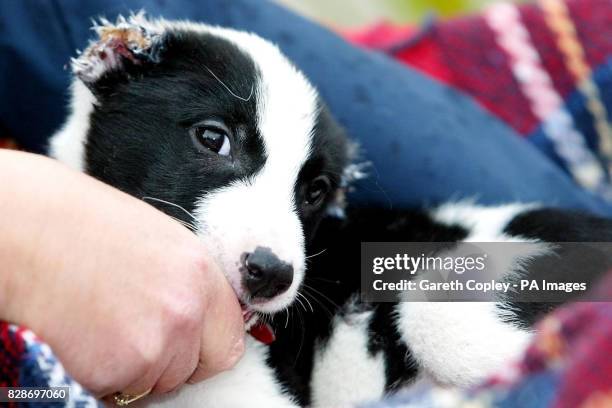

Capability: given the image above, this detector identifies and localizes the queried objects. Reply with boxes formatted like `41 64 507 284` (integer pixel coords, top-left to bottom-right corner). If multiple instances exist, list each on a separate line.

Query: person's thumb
188 263 245 383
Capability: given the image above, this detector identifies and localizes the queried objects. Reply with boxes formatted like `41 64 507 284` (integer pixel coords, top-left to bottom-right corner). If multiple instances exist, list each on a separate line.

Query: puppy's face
51 16 349 315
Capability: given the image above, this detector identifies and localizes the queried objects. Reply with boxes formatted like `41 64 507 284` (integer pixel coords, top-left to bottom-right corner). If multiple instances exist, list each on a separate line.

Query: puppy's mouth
241 302 276 345
241 302 258 327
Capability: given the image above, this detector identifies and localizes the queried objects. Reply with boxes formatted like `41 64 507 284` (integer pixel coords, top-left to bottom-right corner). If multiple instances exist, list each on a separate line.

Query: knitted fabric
0 324 101 407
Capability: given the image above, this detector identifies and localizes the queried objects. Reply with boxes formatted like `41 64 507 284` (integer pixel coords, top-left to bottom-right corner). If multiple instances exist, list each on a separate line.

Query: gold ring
113 388 152 406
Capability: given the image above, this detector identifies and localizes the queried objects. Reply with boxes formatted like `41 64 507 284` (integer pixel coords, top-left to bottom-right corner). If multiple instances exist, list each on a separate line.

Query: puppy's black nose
243 247 293 300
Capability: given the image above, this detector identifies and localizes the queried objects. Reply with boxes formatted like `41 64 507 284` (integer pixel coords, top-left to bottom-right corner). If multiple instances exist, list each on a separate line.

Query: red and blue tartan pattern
344 0 612 198
0 323 101 407
5 300 612 407
0 324 24 389
1 0 611 405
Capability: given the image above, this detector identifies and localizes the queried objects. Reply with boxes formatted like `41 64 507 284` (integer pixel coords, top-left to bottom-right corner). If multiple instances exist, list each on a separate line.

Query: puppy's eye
305 176 331 207
190 123 231 156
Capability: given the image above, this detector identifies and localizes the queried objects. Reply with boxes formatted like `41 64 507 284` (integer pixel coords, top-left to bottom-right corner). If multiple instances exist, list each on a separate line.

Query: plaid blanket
345 0 612 200
0 324 101 407
2 285 611 407
2 0 611 406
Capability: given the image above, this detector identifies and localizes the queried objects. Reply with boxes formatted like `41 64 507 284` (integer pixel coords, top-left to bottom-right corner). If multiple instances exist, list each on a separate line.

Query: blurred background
275 0 513 26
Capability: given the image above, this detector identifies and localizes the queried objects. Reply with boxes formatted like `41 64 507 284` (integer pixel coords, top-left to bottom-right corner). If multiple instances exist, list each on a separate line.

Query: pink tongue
248 322 276 345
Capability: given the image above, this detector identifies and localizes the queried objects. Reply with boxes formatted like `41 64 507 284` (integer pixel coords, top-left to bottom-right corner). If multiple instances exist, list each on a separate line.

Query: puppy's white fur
188 25 318 313
145 338 297 408
50 17 316 407
50 17 542 407
396 204 538 387
51 16 318 313
49 80 95 172
310 302 387 407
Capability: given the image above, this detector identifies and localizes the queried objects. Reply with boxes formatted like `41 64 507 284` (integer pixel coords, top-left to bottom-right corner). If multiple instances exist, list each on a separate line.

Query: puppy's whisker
302 283 340 310
203 65 254 102
298 292 314 313
295 296 307 314
303 289 337 320
296 308 306 364
301 287 334 319
141 196 199 223
305 248 327 259
284 306 290 328
168 214 198 232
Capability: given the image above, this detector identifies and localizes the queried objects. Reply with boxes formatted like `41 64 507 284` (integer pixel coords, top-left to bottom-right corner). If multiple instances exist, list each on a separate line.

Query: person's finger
113 361 165 398
99 363 161 406
188 270 245 383
151 334 201 394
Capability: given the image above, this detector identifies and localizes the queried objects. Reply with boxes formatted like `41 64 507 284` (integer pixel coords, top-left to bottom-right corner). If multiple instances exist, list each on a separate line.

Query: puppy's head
50 14 351 315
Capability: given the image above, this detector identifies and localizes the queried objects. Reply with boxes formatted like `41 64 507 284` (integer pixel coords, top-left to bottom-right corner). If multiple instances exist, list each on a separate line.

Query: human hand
0 150 245 397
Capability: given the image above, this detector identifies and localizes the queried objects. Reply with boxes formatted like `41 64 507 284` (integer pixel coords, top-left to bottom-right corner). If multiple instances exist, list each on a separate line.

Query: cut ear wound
71 14 165 84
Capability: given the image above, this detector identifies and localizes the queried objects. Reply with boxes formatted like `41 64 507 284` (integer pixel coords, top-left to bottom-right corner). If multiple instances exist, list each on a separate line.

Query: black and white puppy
49 15 612 407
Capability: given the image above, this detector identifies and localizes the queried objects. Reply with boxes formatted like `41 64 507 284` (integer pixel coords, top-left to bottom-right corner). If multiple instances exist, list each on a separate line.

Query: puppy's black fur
270 208 612 405
51 17 612 407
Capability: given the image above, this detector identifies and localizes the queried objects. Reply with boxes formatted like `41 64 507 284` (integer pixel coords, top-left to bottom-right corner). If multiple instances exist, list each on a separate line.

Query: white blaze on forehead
166 22 319 312
149 19 319 174
176 22 319 182
211 25 318 200
50 15 319 312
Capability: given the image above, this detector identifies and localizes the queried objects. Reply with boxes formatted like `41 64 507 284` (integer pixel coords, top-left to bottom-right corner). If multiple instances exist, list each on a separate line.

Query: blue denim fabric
2 0 611 214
